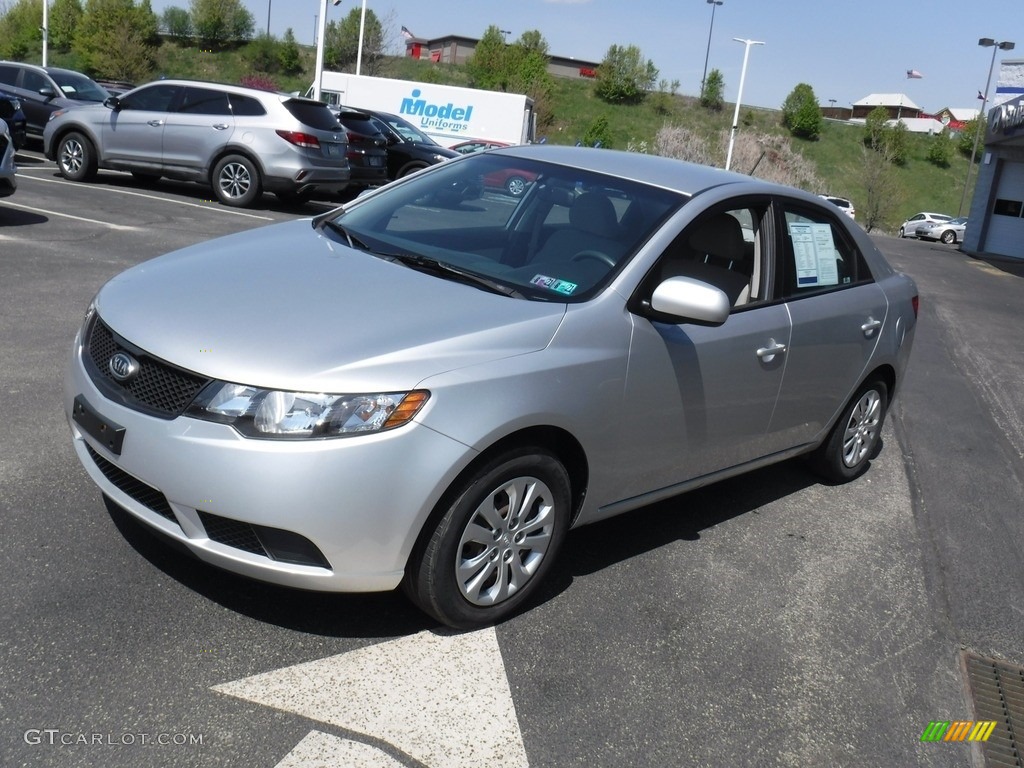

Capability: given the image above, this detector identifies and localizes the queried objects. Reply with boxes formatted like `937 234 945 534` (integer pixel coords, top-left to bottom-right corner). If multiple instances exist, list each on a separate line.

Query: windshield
319 153 683 302
376 113 434 144
50 71 108 102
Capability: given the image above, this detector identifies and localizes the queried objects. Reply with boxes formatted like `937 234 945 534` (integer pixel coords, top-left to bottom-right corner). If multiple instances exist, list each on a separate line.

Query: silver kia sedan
65 146 918 628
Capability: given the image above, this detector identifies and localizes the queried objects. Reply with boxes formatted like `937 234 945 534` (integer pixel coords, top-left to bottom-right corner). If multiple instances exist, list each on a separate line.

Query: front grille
197 511 267 556
84 317 211 418
85 443 179 527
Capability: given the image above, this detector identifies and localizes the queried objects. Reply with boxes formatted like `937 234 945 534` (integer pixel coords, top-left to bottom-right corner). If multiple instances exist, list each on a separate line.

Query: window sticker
530 274 578 295
789 222 839 287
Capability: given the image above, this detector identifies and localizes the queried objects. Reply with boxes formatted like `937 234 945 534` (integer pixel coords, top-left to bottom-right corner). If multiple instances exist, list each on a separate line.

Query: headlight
185 382 429 439
48 109 66 122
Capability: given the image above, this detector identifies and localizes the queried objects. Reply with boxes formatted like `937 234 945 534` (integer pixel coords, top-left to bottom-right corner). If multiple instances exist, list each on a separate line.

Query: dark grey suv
0 61 108 140
43 79 351 207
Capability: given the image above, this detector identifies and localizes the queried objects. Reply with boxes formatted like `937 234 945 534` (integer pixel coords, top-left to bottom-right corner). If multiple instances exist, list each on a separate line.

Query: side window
0 65 18 86
650 205 767 308
177 87 230 115
228 94 266 116
23 70 48 94
779 205 867 299
119 84 180 112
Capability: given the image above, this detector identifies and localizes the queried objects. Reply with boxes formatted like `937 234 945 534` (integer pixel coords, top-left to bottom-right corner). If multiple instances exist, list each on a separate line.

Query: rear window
283 99 341 130
229 94 266 116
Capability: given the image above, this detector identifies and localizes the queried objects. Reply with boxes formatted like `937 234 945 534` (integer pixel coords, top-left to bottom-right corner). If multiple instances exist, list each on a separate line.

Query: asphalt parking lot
2 147 1021 768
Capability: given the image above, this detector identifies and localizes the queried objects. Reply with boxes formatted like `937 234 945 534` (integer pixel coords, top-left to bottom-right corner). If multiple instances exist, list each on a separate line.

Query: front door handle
861 317 882 337
147 120 164 127
212 123 230 131
756 340 787 362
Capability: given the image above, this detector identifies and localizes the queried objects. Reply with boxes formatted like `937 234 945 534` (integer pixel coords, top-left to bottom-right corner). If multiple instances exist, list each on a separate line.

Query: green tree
161 5 192 40
926 129 953 167
324 6 383 72
50 0 84 51
781 82 823 140
0 0 42 60
700 68 724 111
278 27 301 75
189 0 252 45
517 29 548 58
957 117 983 158
465 25 510 91
582 115 612 148
74 0 158 80
863 105 890 150
594 44 657 105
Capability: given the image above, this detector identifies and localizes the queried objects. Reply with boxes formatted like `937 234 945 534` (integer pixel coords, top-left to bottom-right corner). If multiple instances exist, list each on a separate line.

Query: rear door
767 200 889 447
102 83 181 167
161 85 233 174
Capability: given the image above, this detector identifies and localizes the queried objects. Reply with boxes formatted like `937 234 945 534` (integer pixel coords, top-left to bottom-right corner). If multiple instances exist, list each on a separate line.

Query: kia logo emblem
108 351 140 382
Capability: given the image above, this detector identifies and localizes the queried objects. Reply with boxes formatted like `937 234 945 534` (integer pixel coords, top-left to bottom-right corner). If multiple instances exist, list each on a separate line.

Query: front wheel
940 230 956 244
403 449 571 628
505 175 528 197
212 154 261 207
57 131 97 182
808 379 888 483
898 227 906 238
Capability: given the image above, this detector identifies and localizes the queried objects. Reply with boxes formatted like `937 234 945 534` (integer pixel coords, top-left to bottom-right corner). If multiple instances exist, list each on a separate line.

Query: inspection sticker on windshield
789 222 839 287
530 275 577 295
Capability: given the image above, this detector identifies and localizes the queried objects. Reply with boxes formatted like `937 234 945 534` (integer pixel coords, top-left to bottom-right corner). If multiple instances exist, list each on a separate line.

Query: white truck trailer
308 73 535 148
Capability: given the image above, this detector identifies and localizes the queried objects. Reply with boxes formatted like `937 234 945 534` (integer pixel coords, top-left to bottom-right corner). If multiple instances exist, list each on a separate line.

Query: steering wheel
571 250 615 268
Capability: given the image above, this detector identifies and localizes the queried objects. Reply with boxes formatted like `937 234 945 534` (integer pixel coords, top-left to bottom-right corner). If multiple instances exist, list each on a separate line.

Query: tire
505 175 528 197
397 163 427 179
940 230 956 244
403 448 571 628
898 227 906 238
809 379 888 483
212 154 261 207
57 131 97 182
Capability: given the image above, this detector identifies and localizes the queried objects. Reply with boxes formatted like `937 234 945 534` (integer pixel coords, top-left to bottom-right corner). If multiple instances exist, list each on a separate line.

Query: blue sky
150 0 1022 113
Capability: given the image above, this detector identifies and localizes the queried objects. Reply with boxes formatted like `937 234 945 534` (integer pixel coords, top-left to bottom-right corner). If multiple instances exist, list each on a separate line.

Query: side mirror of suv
38 86 56 99
104 96 121 111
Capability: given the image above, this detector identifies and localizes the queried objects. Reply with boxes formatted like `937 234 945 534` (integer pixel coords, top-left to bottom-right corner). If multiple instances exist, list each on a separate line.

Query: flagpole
356 0 367 76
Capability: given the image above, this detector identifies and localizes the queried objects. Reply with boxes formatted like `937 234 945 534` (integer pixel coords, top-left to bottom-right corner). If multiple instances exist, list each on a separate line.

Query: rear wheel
57 132 97 182
212 154 261 207
403 449 570 628
898 226 906 238
505 175 528 197
809 379 888 483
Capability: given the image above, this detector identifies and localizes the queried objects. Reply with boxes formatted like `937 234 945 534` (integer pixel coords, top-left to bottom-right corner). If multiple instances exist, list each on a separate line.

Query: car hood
94 219 566 392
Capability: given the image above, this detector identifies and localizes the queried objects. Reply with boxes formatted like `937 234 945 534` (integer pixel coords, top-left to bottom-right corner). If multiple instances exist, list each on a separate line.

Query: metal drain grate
965 652 1024 767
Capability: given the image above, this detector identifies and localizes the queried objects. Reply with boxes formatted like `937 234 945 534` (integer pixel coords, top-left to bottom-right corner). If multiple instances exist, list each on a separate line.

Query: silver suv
43 79 350 207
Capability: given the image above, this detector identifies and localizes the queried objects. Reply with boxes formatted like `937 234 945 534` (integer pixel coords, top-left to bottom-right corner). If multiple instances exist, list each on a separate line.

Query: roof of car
488 144 763 198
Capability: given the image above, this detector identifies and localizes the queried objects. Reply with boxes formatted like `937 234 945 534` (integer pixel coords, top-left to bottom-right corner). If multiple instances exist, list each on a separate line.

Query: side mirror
649 277 730 326
38 86 56 100
104 96 121 110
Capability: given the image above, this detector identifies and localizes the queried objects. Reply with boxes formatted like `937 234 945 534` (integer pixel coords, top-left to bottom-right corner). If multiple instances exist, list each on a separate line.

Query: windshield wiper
378 251 523 298
314 216 371 251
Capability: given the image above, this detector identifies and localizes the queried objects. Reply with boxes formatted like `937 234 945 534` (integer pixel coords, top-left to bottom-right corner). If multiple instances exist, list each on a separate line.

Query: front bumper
64 332 471 593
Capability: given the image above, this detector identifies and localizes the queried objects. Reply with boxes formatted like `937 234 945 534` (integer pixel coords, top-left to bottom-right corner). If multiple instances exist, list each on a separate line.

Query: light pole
700 0 723 99
958 37 1015 216
355 0 368 75
41 0 48 67
266 0 271 36
725 37 764 171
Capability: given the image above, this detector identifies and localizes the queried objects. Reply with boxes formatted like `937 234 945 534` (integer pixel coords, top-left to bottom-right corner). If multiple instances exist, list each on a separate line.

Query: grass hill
44 41 977 233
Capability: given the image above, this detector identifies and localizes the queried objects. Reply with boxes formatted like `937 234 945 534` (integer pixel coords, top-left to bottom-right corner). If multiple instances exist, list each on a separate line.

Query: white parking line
17 171 275 221
2 199 142 230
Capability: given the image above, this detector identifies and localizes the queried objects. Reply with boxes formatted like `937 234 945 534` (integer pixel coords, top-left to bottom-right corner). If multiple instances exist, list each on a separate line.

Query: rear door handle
861 317 882 337
212 123 230 131
147 120 164 127
756 340 787 361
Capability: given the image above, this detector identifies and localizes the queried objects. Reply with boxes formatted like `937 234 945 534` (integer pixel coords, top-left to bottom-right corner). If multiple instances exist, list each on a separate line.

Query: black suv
334 108 389 191
0 88 26 149
354 109 460 181
0 61 108 140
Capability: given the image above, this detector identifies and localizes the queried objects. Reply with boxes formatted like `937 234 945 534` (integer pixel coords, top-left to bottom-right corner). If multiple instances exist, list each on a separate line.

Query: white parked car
899 211 952 238
915 216 967 244
819 195 855 220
